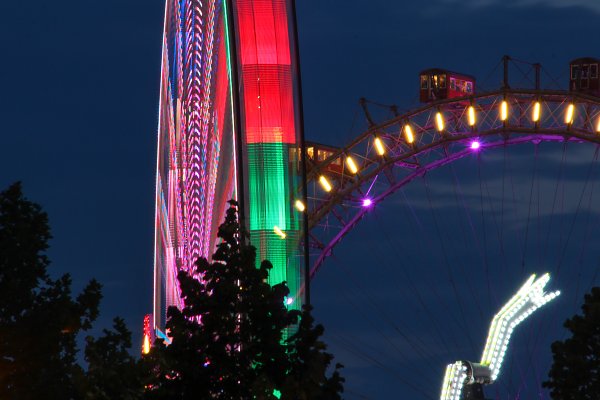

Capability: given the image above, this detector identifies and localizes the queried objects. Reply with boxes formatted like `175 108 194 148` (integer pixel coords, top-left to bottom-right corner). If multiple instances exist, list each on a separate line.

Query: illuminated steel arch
153 0 306 337
305 89 600 276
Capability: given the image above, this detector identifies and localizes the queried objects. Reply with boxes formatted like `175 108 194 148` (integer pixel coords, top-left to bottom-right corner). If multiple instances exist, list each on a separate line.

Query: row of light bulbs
312 101 600 196
283 102 600 238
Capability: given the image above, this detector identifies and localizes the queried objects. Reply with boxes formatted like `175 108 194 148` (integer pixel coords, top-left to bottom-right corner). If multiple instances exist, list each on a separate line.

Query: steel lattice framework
305 89 600 276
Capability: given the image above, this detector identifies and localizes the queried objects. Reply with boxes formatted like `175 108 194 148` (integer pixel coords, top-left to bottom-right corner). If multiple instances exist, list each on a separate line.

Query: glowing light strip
500 100 508 121
142 314 152 354
154 0 239 331
404 124 415 144
319 175 332 192
480 273 560 381
435 112 445 132
235 0 303 312
294 199 305 212
565 103 575 125
346 155 359 174
467 105 476 126
274 226 286 239
532 101 541 122
374 137 385 155
247 144 295 231
440 362 467 400
153 1 169 331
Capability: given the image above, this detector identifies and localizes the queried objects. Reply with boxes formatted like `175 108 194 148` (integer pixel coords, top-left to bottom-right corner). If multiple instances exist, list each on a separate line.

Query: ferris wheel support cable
542 142 568 268
572 145 600 309
362 213 453 363
478 151 514 307
322 216 446 367
511 152 546 398
448 162 486 320
475 58 504 92
521 144 540 273
512 61 537 88
522 147 569 387
325 256 435 383
500 145 508 280
328 251 441 366
516 145 600 396
555 145 599 276
541 66 564 90
536 147 542 273
371 208 457 357
450 164 486 320
395 187 465 352
422 176 479 356
329 332 437 400
477 155 495 312
311 135 585 277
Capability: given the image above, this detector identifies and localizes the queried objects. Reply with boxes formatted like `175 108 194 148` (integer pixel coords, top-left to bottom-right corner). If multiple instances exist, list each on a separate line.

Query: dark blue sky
1 0 599 399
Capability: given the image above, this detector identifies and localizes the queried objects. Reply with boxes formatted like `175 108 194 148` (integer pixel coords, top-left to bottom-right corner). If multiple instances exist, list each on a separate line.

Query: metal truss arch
306 89 600 276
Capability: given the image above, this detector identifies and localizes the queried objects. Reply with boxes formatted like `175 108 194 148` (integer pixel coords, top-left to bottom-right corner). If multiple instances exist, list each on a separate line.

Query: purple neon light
310 134 580 277
470 140 481 150
362 198 373 207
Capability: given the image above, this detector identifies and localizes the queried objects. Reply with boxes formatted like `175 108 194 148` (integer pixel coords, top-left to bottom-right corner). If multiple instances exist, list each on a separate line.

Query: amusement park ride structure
298 56 597 398
148 0 600 396
439 273 560 400
303 56 600 280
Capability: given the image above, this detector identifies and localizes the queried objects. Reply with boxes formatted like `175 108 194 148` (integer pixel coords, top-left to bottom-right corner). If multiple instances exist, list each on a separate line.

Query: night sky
1 0 600 399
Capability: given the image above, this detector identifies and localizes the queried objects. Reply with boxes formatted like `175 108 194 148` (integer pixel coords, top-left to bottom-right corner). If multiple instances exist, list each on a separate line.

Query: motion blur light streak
153 0 236 333
152 0 305 338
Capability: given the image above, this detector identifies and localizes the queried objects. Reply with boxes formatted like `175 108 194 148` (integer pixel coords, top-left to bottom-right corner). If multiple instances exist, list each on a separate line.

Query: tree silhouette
282 305 344 400
144 201 343 399
544 286 600 399
80 317 145 399
0 182 145 399
0 182 102 398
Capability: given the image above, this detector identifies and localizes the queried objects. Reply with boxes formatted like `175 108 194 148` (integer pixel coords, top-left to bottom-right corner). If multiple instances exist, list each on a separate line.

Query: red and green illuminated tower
153 0 305 338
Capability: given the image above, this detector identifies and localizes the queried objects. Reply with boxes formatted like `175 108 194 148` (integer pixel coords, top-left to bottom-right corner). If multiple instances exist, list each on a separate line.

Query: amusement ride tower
151 0 306 340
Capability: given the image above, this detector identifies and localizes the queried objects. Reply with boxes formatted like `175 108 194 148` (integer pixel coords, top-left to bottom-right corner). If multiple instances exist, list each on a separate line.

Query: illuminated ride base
439 273 560 400
151 0 306 341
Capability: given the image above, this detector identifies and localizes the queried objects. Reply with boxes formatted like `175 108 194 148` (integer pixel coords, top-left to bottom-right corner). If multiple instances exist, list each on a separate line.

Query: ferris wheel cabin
569 57 600 96
419 68 476 103
305 142 343 174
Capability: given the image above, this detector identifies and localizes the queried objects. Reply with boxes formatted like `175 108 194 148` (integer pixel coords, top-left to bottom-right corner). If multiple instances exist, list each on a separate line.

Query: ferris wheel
302 56 600 399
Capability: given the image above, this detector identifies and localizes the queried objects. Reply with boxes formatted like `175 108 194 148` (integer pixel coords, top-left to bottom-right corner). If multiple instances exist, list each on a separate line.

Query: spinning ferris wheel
302 56 600 399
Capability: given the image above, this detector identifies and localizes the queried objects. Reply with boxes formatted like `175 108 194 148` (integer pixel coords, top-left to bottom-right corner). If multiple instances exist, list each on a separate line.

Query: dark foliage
0 182 102 398
282 305 344 400
144 201 343 399
0 182 143 399
544 287 600 399
80 317 145 399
